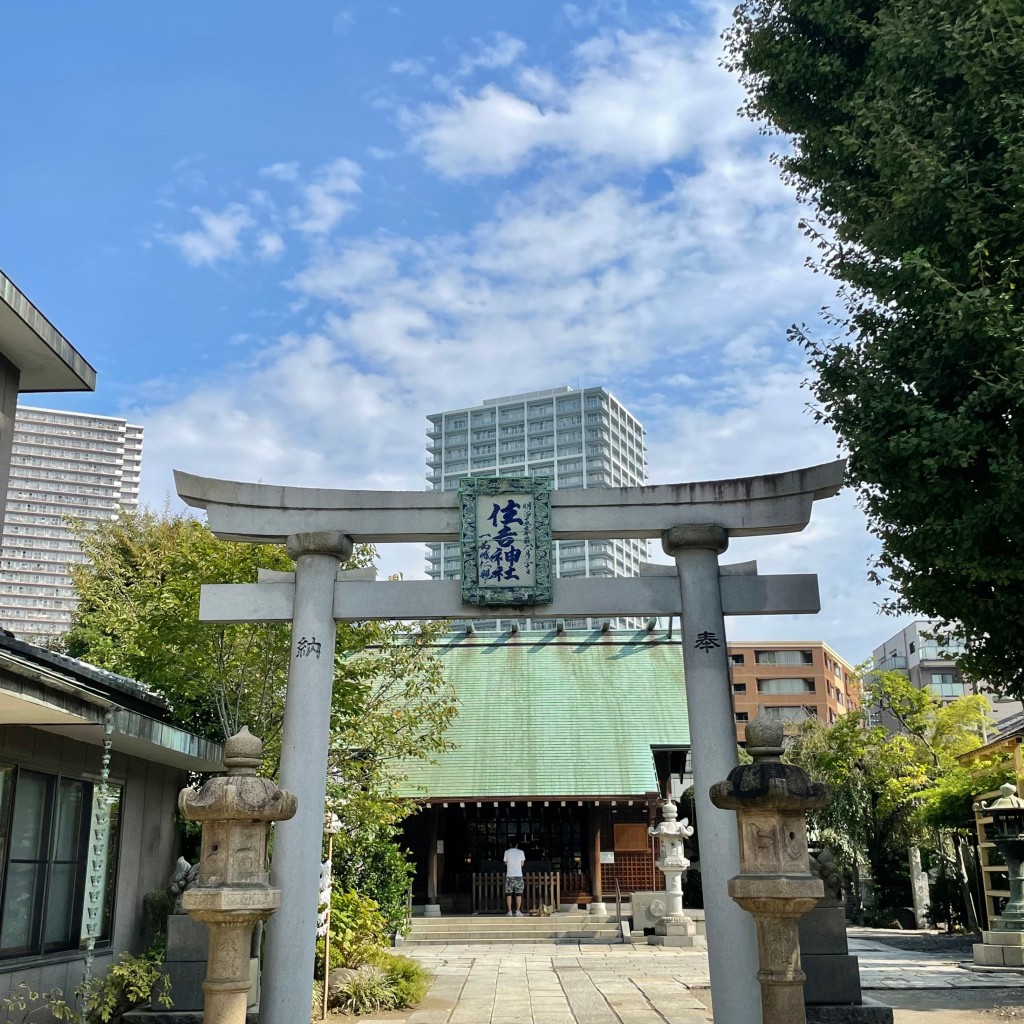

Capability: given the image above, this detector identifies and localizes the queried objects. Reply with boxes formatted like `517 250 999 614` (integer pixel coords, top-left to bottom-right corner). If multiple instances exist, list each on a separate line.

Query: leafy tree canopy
62 508 458 835
787 670 990 915
723 1 1024 693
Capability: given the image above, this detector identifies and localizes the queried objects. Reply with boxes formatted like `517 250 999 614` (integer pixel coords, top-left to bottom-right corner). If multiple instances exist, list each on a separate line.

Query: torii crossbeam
176 459 846 1024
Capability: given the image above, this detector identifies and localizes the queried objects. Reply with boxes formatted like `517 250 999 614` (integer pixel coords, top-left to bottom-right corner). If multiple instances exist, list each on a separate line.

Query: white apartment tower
425 386 647 629
0 406 143 639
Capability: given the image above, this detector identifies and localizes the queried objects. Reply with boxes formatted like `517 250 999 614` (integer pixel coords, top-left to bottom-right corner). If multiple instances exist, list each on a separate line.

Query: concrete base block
648 915 701 948
161 957 259 1012
647 932 703 948
975 942 1024 967
990 919 1024 933
423 904 441 917
165 915 208 961
983 928 1024 945
160 962 205 1012
806 997 894 1023
588 902 608 916
123 1014 257 1024
800 905 850 956
803 954 863 1005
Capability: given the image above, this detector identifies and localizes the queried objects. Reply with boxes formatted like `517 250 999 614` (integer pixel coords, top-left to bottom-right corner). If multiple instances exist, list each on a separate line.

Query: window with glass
761 706 816 722
929 679 968 699
757 678 815 695
0 765 121 959
755 650 813 666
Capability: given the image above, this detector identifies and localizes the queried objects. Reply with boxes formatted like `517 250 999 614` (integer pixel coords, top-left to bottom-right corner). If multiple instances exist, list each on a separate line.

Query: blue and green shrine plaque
459 477 553 606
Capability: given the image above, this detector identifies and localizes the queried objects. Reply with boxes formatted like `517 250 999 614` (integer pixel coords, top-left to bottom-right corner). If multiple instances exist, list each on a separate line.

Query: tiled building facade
425 386 647 629
728 640 859 741
0 407 142 640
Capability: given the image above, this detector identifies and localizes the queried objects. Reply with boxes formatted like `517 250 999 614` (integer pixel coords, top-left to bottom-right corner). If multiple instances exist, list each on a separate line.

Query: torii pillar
664 524 761 1023
260 532 351 1024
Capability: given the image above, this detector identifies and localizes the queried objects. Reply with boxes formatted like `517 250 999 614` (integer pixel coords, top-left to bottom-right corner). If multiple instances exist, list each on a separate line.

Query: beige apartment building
728 640 859 742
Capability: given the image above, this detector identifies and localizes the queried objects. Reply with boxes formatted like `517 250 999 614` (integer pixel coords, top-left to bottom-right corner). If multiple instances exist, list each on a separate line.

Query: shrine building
398 626 691 914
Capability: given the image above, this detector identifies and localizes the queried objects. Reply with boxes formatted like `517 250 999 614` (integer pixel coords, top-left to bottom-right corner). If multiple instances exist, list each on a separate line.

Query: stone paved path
374 939 1024 1024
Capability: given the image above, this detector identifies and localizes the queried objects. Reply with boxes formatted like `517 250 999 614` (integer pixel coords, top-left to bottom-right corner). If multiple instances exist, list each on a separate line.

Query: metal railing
614 878 626 943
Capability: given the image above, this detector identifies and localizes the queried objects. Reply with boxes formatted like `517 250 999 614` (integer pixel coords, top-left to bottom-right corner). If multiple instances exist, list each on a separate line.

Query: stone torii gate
175 459 845 1024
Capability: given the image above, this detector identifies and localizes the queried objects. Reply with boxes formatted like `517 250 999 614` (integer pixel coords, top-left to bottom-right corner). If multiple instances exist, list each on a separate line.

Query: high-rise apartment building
0 406 143 639
425 386 647 629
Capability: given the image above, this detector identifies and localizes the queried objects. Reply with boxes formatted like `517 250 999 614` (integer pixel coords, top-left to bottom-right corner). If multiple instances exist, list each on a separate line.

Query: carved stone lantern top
649 799 695 840
710 710 830 814
179 727 298 825
975 783 1024 841
178 727 297 891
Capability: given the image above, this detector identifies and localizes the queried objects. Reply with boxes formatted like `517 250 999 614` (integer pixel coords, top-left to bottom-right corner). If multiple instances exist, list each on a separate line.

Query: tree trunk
951 831 980 933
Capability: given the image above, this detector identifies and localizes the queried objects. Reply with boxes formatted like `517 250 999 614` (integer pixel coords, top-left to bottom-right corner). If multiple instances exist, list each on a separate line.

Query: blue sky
0 0 907 663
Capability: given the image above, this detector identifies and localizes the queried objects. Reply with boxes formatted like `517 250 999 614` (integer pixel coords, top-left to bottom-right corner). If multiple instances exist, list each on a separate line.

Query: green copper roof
400 630 689 800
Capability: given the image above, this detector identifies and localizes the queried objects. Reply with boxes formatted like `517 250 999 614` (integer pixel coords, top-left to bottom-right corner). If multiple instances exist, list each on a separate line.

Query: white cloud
390 58 428 76
563 1 629 29
166 203 255 266
289 158 363 235
408 29 747 178
259 161 301 182
457 33 526 76
139 14 895 662
332 9 355 35
257 232 285 260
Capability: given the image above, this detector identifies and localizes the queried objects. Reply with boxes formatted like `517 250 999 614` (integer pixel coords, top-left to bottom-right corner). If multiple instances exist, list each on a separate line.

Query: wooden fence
471 872 561 914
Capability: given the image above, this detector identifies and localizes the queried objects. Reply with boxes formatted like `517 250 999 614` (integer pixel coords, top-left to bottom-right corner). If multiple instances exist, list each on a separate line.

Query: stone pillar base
648 914 702 948
800 905 864 1005
975 929 1024 967
423 904 441 917
805 998 894 1023
588 902 608 916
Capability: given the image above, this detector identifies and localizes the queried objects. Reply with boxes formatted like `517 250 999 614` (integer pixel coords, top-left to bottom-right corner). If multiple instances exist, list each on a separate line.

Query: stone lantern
709 713 830 1024
647 799 700 947
973 783 1024 968
179 727 297 1024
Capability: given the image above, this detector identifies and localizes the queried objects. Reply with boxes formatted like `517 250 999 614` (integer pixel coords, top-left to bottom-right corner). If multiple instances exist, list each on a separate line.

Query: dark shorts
505 876 525 895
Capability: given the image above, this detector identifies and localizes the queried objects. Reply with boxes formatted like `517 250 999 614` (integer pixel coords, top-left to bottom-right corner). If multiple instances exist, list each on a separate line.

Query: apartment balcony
877 655 908 671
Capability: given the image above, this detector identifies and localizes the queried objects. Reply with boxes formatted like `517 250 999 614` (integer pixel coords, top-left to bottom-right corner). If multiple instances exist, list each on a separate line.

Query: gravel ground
848 927 978 957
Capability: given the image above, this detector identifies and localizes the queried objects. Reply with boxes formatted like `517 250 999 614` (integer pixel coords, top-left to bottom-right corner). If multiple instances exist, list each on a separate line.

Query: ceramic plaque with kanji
459 476 553 606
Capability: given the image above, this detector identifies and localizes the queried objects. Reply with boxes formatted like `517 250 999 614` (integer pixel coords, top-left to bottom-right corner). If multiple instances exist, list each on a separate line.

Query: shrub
1 983 75 1023
79 952 172 1022
330 830 415 936
328 965 395 1015
382 955 430 1008
316 889 389 974
0 953 171 1024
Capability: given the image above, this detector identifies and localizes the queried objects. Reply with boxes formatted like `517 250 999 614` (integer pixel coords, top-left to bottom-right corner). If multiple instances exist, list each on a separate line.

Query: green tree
788 670 989 922
62 508 458 841
723 1 1024 693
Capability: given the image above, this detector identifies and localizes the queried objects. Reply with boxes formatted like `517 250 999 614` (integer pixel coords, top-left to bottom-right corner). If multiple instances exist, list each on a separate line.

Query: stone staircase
405 910 627 945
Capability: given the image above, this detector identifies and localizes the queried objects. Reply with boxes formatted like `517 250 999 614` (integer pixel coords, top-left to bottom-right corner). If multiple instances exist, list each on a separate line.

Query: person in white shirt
503 837 526 917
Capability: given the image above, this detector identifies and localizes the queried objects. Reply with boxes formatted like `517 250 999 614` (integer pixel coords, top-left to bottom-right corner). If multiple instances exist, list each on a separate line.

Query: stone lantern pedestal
647 799 700 947
710 714 830 1024
974 784 1024 968
178 728 297 1024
